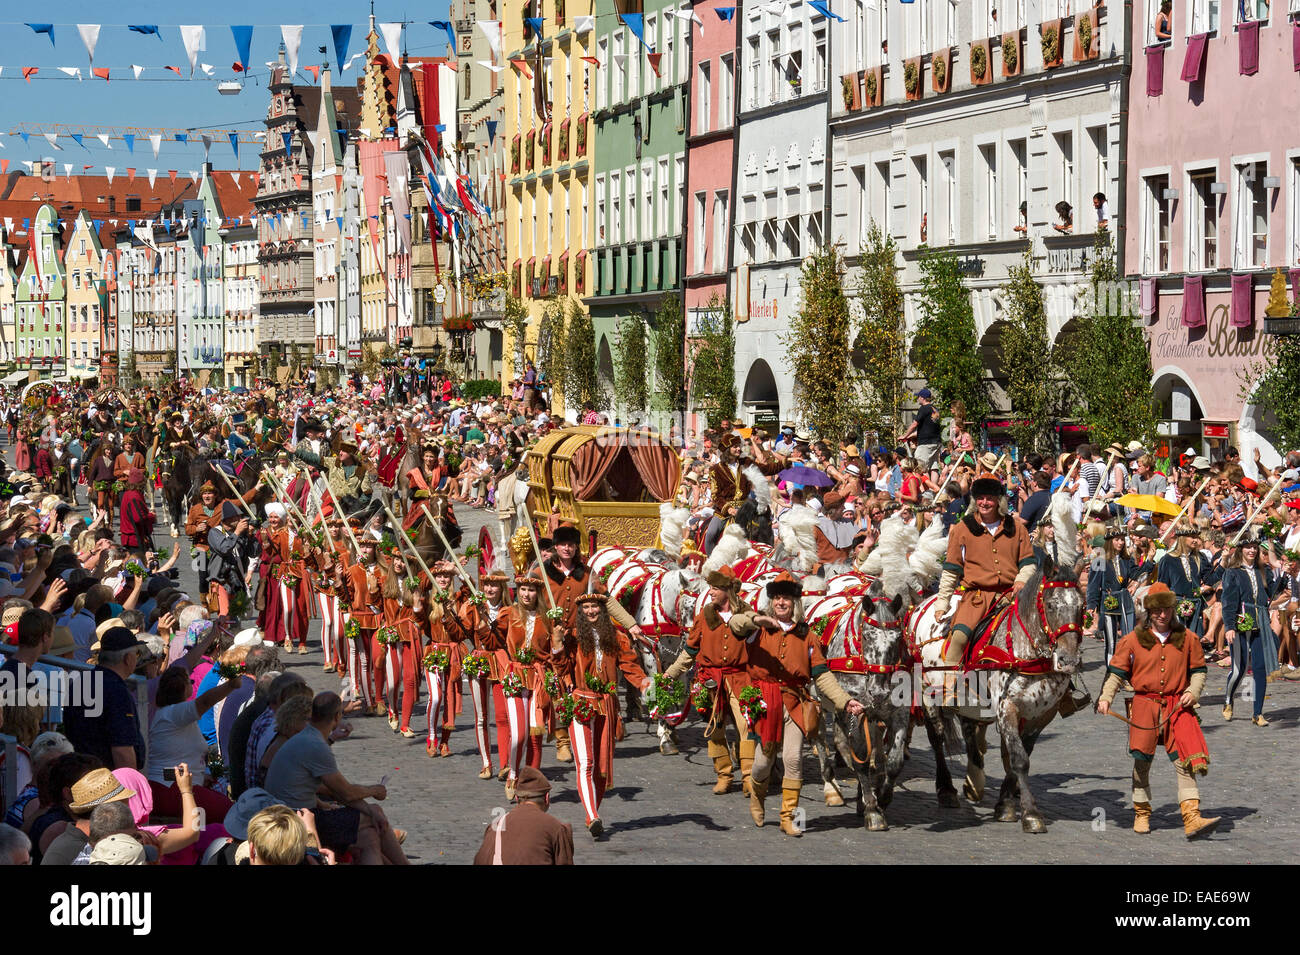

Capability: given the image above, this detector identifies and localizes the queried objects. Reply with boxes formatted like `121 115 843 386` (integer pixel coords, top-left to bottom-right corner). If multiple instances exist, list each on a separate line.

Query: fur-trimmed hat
575 592 606 608
553 521 581 545
970 476 1005 499
706 566 741 590
431 559 457 575
198 481 218 496
765 571 803 600
1143 582 1177 610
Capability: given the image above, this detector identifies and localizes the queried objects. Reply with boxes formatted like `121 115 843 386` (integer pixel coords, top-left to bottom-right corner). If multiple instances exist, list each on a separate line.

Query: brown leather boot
1133 801 1152 834
710 746 734 795
738 738 756 797
779 779 803 837
1180 799 1220 839
555 728 573 763
749 777 769 827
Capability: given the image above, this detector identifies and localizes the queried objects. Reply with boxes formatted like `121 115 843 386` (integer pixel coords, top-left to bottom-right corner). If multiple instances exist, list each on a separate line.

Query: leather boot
1133 801 1152 834
708 740 734 795
749 777 769 827
738 738 756 797
1180 799 1220 839
779 778 803 837
555 728 573 763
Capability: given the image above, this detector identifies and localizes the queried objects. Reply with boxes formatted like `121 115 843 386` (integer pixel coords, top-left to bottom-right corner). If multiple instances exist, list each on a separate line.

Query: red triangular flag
305 65 321 82
22 67 38 82
1 160 8 175
168 170 177 184
509 58 533 79
581 56 601 66
232 62 245 73
293 173 303 189
83 164 93 171
92 67 110 82
251 172 261 188
127 167 136 183
647 52 662 76
165 65 182 76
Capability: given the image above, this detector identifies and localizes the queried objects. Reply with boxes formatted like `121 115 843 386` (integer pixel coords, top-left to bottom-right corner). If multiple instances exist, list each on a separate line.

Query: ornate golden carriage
524 425 681 554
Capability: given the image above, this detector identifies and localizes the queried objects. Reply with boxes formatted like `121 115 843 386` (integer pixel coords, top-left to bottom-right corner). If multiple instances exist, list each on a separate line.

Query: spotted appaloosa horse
907 561 1084 832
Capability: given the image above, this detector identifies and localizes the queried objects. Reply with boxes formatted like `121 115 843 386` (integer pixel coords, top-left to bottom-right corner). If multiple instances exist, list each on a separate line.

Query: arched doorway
597 334 615 407
1151 368 1205 454
742 358 780 427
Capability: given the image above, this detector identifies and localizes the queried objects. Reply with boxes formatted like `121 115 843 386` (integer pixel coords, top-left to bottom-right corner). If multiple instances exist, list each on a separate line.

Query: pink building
1125 3 1300 467
683 11 739 344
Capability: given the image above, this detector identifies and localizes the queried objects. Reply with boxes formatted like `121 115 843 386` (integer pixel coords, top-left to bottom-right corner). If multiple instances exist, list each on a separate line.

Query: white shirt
146 700 210 784
1152 628 1170 645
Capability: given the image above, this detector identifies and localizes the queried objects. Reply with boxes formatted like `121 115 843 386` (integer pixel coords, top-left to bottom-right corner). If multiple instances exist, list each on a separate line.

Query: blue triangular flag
524 16 545 40
282 132 292 155
807 0 846 21
230 25 254 73
164 221 172 234
26 24 55 47
22 218 29 229
229 133 239 159
714 7 736 21
429 21 457 55
175 133 188 145
127 25 161 39
331 24 353 74
486 120 498 144
124 134 134 153
20 133 30 145
336 217 344 230
93 220 102 231
619 13 651 50
435 124 447 133
72 134 85 149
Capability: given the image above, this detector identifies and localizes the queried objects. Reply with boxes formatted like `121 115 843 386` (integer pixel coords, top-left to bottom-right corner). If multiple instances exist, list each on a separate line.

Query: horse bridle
1011 578 1083 650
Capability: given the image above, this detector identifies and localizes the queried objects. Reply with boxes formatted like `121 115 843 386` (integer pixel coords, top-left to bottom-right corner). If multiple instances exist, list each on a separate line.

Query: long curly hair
574 605 620 656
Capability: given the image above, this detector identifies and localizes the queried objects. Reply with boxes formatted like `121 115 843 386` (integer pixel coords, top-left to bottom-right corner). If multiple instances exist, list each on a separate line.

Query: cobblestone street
157 499 1300 865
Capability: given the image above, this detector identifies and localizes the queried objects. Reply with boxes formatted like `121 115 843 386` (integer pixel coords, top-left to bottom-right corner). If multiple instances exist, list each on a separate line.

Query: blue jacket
1221 565 1277 633
1086 555 1148 613
1156 550 1209 598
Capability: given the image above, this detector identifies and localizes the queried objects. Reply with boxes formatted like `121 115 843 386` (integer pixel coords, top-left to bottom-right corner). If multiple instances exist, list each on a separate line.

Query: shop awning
0 370 28 385
70 367 99 380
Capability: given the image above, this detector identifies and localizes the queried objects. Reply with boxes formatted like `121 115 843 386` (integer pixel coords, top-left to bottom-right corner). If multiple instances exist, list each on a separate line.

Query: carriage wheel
478 525 494 577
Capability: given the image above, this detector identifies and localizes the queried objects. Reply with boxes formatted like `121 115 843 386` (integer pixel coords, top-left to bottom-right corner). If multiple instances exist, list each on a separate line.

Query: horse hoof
864 811 889 832
659 740 679 756
994 802 1019 823
1021 813 1047 834
937 790 960 809
963 782 984 804
824 790 845 808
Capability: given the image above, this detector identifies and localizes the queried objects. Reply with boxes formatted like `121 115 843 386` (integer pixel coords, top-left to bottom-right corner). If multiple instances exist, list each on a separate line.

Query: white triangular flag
343 52 365 71
281 25 304 76
44 133 61 150
232 172 241 186
379 22 404 62
77 24 101 63
132 65 145 80
63 163 72 179
105 166 115 184
150 134 161 158
574 15 595 34
180 25 206 76
200 63 214 76
478 20 503 56
59 67 81 80
477 60 505 73
201 134 213 160
190 171 199 184
96 133 110 147
148 169 157 188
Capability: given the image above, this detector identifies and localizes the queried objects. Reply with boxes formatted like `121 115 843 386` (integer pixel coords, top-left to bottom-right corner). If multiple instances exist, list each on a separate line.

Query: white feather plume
778 503 820 573
869 514 920 599
909 516 949 586
742 464 772 513
657 502 690 557
1049 490 1078 571
701 524 749 577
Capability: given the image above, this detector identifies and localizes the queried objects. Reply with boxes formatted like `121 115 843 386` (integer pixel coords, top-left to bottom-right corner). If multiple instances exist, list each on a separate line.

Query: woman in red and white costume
314 511 351 677
493 569 560 800
423 561 465 757
561 594 651 839
344 531 386 715
379 550 424 735
454 572 510 780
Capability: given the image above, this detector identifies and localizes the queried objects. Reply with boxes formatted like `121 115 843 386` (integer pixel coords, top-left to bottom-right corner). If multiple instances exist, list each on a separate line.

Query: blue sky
0 1 452 174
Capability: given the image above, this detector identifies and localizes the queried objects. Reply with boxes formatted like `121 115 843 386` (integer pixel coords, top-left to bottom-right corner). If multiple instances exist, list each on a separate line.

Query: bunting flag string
281 24 303 76
429 20 456 55
180 25 205 75
331 24 352 73
78 24 101 62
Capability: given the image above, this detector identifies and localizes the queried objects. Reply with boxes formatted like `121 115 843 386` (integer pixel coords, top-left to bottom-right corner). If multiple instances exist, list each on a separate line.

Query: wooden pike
1229 475 1287 548
421 502 481 598
1157 475 1214 546
380 500 436 583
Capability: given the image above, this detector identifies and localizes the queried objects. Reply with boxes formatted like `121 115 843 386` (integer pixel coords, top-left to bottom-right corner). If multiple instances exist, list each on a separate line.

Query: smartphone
162 767 176 782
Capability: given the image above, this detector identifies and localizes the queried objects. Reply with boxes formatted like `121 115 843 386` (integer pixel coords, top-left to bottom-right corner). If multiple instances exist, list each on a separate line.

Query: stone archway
742 358 780 425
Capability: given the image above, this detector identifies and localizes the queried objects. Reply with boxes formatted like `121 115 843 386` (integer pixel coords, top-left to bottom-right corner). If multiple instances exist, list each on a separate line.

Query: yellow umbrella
1114 493 1181 517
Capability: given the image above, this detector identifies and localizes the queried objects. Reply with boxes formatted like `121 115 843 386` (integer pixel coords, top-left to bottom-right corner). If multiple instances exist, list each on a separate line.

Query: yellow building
502 0 596 411
64 212 105 382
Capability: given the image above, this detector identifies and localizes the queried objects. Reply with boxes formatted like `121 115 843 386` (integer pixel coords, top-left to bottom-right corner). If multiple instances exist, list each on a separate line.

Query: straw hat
68 768 135 813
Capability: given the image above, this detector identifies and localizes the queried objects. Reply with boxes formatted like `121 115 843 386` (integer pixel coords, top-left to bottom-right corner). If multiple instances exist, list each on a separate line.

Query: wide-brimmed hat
69 768 135 813
223 787 280 841
88 832 147 866
979 452 1000 471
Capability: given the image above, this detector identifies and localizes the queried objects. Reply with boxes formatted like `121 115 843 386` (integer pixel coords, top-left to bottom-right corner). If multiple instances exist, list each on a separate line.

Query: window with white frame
612 31 626 103
658 158 670 236
938 0 957 47
787 22 804 98
642 163 654 238
1009 138 1028 230
853 165 869 250
694 192 708 273
781 189 800 258
1233 0 1269 24
741 197 758 262
564 184 571 248
610 174 622 244
1054 131 1075 220
678 13 689 82
905 0 928 58
807 184 824 251
1143 173 1172 273
697 61 712 134
625 168 639 243
713 191 729 264
597 38 609 109
1088 125 1110 223
628 27 640 99
813 25 827 91
762 192 778 261
767 28 784 103
978 0 998 37
1235 160 1268 269
913 154 929 245
746 35 761 107
1188 0 1221 35
663 16 675 87
675 157 686 234
644 14 657 92
1188 169 1218 271
854 0 868 68
939 150 957 245
580 178 589 248
876 160 892 236
719 55 735 125
980 144 998 238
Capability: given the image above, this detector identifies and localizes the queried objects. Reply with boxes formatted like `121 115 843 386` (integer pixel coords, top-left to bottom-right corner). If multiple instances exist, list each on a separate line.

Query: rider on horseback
932 476 1037 707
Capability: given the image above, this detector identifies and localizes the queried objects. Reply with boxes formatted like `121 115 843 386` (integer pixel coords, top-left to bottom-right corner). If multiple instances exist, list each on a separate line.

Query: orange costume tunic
943 513 1036 642
743 622 829 745
495 606 558 721
423 600 467 727
565 629 649 784
185 501 223 551
345 562 385 631
113 450 145 481
683 602 750 704
456 598 509 679
1105 623 1210 773
540 560 609 633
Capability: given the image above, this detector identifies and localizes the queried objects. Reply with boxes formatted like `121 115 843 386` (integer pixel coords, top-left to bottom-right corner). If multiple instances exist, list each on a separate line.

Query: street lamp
431 340 444 367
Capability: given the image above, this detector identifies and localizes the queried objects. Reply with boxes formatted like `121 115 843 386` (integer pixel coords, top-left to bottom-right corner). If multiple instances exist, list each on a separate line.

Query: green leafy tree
1058 233 1157 449
563 299 604 410
651 294 686 415
783 245 863 439
691 295 737 426
854 224 907 446
999 250 1059 454
536 299 568 410
502 295 529 375
1245 304 1295 449
119 350 139 388
912 247 989 421
615 314 649 415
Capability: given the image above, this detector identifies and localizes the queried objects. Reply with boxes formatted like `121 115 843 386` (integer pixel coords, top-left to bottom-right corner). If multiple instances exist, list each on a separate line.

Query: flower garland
205 752 227 780
545 606 565 621
228 590 250 620
94 479 111 493
648 673 685 721
376 625 402 646
584 672 616 695
691 681 712 716
865 69 878 103
738 685 768 727
1041 24 1060 65
461 654 493 679
1103 594 1120 611
344 618 362 641
423 648 451 672
1177 599 1196 620
903 60 919 94
514 646 537 665
555 693 599 725
125 560 148 578
1236 611 1256 632
543 669 562 697
502 671 527 697
971 42 988 80
1003 36 1019 71
217 661 246 680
